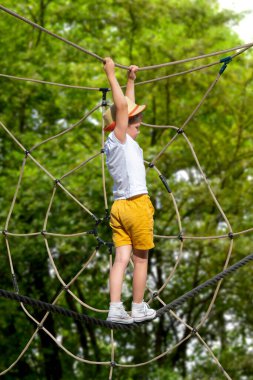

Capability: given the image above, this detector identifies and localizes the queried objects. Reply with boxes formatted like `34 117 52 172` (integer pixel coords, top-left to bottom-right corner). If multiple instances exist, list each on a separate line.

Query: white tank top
104 132 148 200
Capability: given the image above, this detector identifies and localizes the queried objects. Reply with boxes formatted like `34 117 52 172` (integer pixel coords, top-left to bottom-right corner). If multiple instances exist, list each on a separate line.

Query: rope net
0 5 253 380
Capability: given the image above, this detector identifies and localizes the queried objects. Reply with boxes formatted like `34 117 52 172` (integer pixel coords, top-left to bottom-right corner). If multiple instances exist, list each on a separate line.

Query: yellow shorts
110 194 155 250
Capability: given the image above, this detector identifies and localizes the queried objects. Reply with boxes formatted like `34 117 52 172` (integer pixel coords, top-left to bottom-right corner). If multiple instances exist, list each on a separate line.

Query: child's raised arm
103 57 128 143
125 65 138 103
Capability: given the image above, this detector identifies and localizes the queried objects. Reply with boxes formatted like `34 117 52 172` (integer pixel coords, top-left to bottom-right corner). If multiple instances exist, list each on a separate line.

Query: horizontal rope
1 252 252 330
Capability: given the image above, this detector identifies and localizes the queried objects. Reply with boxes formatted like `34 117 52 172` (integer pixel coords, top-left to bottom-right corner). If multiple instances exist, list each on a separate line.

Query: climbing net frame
1 4 253 380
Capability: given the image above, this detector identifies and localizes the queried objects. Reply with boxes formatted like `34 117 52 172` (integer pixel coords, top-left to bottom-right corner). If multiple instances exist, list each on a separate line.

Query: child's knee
133 249 148 263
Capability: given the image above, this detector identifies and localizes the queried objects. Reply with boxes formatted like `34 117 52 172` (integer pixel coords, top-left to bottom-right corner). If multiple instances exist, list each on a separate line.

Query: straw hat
103 96 146 131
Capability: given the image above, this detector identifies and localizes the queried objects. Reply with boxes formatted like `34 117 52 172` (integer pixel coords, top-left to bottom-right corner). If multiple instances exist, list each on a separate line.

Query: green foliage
1 0 253 379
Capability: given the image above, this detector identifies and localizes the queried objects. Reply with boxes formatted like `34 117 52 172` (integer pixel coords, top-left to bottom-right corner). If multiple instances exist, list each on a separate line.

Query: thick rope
0 252 252 330
156 253 253 317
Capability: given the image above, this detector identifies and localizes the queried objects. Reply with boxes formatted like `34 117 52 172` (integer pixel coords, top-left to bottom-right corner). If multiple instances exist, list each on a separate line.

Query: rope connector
228 232 234 240
178 231 184 241
95 218 102 226
104 209 110 221
62 285 69 291
2 229 8 236
220 56 232 64
191 327 198 335
99 88 109 107
159 175 172 193
106 242 114 253
87 229 97 236
110 361 116 368
152 291 158 299
177 128 184 134
100 148 105 154
148 162 154 168
37 323 43 330
54 179 61 185
96 236 105 246
219 56 232 75
41 230 47 236
25 149 30 157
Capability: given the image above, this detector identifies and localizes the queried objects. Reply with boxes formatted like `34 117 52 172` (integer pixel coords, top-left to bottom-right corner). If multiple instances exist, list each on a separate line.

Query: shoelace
114 305 130 318
142 302 150 316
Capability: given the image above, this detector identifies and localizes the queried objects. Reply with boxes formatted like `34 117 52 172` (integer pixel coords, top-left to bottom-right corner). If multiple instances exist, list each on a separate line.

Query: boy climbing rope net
103 57 156 324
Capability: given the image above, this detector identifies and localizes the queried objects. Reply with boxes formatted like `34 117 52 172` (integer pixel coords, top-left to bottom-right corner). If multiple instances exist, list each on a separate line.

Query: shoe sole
106 318 134 324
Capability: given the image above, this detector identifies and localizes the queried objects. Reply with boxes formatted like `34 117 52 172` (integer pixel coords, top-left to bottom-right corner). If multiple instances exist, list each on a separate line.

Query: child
103 57 156 324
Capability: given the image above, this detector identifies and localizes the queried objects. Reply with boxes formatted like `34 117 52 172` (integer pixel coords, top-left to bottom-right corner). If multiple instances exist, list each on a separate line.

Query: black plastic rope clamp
148 162 154 168
104 209 110 221
177 128 184 134
95 218 102 226
41 230 47 236
54 179 61 185
106 242 114 253
99 88 109 107
178 231 184 241
96 236 105 246
87 229 97 236
219 56 232 75
101 148 105 154
110 361 116 368
62 285 69 291
228 232 234 240
220 56 232 64
2 229 8 236
152 291 158 299
25 149 30 157
159 175 172 193
191 327 198 335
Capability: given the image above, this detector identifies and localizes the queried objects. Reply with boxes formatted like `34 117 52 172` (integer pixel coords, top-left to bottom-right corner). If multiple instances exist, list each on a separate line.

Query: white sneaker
107 302 134 324
131 301 156 322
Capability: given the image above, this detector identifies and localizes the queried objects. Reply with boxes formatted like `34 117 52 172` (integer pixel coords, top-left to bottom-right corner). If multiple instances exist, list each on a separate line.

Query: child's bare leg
132 249 149 303
110 244 132 302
